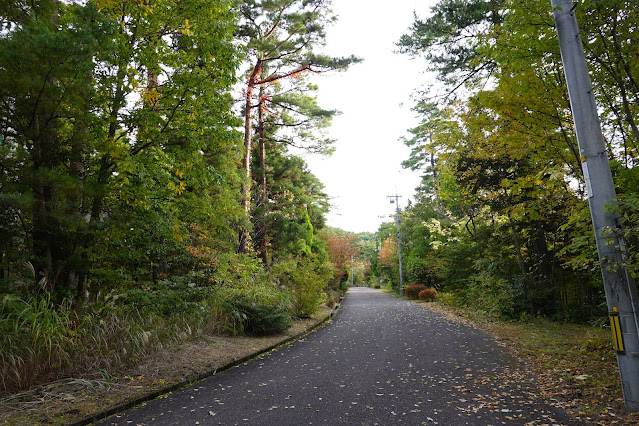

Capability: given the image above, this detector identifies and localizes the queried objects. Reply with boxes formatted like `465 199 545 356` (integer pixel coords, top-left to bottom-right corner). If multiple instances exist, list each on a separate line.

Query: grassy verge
423 300 639 425
0 306 334 425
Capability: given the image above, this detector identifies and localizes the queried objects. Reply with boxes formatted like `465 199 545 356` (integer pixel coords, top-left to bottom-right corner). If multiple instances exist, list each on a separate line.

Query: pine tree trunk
238 60 262 253
31 104 56 290
255 85 269 264
30 0 60 289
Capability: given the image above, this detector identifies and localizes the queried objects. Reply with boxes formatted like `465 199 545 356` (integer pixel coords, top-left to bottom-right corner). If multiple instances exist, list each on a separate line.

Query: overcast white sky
304 0 435 234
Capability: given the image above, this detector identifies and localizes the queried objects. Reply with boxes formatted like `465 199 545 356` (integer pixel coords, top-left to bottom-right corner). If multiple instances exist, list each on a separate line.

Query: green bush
212 284 293 336
405 284 428 299
271 258 328 318
121 280 211 318
224 296 291 336
456 270 516 319
325 289 340 308
418 288 438 302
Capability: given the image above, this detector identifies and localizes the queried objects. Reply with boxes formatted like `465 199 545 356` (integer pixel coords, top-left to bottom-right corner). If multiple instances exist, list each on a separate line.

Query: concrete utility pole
351 255 354 287
388 194 404 297
551 0 639 410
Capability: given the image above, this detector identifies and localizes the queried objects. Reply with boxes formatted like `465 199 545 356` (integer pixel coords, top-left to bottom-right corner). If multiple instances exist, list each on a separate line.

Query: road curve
97 287 580 425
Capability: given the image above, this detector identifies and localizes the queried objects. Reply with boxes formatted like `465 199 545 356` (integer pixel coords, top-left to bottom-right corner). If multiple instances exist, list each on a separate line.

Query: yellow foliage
142 88 159 106
172 223 184 242
180 19 193 36
168 181 186 196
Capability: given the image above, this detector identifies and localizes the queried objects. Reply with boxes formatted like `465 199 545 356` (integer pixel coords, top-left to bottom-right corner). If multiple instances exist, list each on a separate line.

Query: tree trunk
69 70 91 297
238 60 262 253
531 221 553 289
31 110 56 290
507 213 527 278
30 1 60 290
255 84 270 264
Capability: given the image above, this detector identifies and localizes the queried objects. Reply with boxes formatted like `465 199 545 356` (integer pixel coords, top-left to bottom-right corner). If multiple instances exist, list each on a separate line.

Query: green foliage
396 0 501 86
0 0 244 296
463 271 517 319
0 0 343 396
260 154 329 261
222 296 292 336
213 282 293 336
270 257 329 318
391 0 639 324
618 169 639 279
209 253 268 288
120 281 210 319
0 293 76 391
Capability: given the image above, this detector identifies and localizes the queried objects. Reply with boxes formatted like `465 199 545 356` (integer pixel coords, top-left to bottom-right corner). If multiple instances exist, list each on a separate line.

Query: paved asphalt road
98 287 580 425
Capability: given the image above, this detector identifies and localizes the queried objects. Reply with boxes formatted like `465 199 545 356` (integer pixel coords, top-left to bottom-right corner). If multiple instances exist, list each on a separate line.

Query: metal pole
552 0 639 410
378 241 383 287
351 255 354 287
388 194 404 296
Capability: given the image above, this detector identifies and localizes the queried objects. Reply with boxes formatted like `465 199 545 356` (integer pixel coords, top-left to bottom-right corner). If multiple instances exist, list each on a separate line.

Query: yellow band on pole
610 307 625 353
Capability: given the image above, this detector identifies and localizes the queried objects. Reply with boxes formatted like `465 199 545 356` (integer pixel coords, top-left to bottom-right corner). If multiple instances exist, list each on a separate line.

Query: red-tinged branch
257 64 315 86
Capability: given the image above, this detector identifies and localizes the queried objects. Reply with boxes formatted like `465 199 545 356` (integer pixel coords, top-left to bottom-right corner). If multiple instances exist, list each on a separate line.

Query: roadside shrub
271 258 329 318
213 284 292 336
418 288 438 302
209 252 266 287
121 280 210 318
325 289 340 308
405 284 428 299
455 269 516 319
224 296 291 336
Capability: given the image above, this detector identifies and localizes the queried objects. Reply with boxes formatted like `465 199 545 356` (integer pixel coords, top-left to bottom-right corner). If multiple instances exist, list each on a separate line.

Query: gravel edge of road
69 303 342 426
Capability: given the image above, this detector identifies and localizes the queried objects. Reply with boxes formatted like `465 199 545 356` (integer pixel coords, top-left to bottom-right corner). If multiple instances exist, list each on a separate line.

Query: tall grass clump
0 293 77 391
0 286 212 393
0 253 326 393
76 304 209 370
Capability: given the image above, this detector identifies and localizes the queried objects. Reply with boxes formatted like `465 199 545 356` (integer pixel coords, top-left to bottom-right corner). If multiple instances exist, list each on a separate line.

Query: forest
369 0 639 324
0 0 359 392
1 0 637 399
